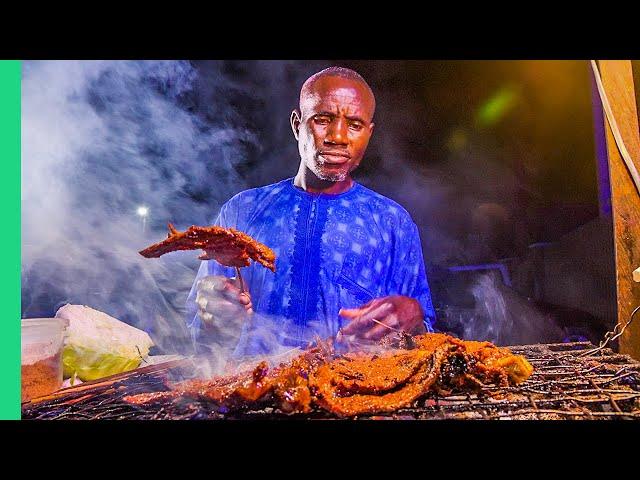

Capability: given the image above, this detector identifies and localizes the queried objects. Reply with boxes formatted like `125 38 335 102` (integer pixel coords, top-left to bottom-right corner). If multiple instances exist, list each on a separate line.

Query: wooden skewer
370 318 414 345
336 318 402 343
370 318 401 333
234 266 246 294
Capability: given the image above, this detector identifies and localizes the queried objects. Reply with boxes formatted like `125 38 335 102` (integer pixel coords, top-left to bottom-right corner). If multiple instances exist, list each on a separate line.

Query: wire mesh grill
21 341 640 420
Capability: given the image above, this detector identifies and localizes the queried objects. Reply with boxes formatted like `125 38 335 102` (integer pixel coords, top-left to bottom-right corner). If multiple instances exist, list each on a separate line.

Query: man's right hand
196 275 253 331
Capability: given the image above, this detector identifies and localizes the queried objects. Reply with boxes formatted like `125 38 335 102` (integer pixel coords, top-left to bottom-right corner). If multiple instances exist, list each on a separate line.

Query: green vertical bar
0 60 21 419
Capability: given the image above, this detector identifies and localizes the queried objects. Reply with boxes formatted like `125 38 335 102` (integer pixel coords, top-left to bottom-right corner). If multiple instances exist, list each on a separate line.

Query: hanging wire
578 304 640 357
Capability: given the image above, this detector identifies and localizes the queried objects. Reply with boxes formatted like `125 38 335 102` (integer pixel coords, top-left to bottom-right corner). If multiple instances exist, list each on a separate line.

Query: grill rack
21 341 640 420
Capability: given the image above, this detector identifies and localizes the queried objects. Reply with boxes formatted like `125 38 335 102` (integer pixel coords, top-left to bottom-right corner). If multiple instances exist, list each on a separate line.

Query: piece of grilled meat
139 223 276 271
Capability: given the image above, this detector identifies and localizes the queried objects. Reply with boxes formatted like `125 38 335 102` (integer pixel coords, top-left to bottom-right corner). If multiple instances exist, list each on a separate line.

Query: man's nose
325 117 348 145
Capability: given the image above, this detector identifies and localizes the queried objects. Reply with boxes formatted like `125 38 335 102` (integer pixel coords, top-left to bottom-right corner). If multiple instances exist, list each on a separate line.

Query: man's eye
349 123 364 131
314 116 331 125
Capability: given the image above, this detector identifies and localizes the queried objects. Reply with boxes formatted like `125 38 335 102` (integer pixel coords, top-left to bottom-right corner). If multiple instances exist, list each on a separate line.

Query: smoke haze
22 61 599 355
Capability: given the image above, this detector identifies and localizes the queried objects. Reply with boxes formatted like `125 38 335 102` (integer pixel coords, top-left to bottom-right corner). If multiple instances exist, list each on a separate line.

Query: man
186 66 436 357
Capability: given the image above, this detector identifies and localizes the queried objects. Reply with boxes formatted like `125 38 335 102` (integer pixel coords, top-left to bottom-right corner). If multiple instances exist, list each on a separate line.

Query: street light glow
137 206 149 217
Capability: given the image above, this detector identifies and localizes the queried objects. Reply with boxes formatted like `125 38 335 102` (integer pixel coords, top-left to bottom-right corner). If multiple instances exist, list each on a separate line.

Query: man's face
292 76 375 182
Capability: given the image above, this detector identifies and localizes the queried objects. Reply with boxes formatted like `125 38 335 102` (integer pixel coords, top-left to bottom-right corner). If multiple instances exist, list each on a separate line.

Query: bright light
136 206 149 217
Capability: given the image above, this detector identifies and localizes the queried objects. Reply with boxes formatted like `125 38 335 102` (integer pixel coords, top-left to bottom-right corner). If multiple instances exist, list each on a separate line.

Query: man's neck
293 165 353 195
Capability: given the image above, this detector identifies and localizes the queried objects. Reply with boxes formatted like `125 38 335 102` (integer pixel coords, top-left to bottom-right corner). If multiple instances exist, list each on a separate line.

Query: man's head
291 67 376 183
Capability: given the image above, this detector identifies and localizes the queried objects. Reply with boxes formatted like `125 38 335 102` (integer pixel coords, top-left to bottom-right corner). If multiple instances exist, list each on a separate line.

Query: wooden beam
597 60 640 360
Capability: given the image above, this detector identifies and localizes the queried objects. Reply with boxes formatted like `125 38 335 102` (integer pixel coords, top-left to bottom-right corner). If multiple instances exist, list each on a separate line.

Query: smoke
357 135 565 343
349 63 567 344
456 273 564 345
360 127 525 265
182 312 333 379
21 60 325 355
22 60 574 360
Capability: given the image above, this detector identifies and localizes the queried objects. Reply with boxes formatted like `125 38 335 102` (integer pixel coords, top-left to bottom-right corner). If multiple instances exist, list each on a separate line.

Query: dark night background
21 60 616 352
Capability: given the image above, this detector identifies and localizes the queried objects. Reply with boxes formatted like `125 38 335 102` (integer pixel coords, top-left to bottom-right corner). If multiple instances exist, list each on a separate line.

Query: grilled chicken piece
139 223 276 272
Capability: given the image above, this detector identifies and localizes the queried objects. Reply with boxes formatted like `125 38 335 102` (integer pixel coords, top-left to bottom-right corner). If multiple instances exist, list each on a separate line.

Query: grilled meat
124 333 533 417
139 223 276 271
126 344 332 413
309 348 446 416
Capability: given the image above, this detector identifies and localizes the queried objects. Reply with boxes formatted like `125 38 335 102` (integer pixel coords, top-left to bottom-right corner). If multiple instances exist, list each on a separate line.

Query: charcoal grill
21 342 640 420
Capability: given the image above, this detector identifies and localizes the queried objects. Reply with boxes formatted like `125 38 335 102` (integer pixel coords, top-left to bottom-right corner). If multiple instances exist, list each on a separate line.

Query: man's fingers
222 278 241 293
198 275 253 319
340 321 361 336
363 323 392 341
201 311 214 325
340 313 373 335
363 314 399 340
338 308 361 319
197 275 229 293
220 281 252 302
195 291 208 310
340 306 389 335
237 292 251 306
383 313 400 329
342 303 393 335
354 302 395 324
340 303 395 336
339 298 385 319
203 298 244 317
238 292 253 314
200 275 240 294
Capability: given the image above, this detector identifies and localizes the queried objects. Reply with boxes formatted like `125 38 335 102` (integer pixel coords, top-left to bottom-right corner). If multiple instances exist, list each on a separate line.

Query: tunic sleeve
387 215 437 332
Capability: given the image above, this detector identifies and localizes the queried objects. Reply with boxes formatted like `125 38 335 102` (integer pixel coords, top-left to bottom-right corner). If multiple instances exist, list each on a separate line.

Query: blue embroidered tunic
186 177 435 356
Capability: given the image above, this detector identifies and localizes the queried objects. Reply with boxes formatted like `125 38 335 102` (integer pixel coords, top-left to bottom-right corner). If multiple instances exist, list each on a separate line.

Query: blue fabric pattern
186 177 436 356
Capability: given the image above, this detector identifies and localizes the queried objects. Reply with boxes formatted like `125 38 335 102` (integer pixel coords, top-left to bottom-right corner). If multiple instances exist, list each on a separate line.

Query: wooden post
596 60 640 359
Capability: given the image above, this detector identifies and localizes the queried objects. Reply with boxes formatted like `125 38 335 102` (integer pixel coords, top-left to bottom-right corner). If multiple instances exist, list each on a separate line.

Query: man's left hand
338 295 426 342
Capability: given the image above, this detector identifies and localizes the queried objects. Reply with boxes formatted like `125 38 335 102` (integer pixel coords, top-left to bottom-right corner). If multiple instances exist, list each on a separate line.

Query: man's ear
290 109 301 140
368 122 375 136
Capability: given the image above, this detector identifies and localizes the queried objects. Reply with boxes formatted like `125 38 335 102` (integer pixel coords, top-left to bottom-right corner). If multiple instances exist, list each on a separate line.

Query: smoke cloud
22 60 322 355
22 60 577 358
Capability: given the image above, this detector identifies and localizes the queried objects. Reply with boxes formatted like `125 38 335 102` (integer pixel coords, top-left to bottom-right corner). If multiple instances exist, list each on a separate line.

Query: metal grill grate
21 342 640 420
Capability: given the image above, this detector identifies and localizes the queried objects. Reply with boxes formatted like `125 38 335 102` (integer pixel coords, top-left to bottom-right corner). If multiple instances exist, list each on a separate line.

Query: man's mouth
319 152 351 164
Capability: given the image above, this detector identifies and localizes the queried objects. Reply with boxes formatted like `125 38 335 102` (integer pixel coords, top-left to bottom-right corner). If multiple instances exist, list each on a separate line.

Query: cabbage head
56 304 154 381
